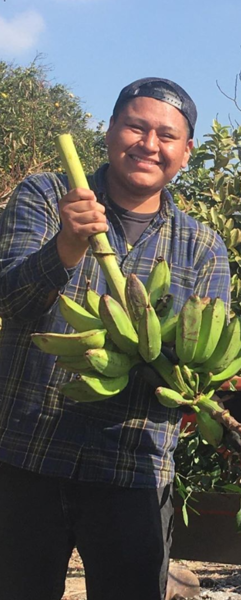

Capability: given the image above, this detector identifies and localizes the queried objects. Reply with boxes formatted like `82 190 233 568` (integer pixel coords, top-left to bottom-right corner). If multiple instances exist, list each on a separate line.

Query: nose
140 130 160 152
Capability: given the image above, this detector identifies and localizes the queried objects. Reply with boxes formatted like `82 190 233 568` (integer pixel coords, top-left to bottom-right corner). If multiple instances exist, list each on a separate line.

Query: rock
165 562 200 599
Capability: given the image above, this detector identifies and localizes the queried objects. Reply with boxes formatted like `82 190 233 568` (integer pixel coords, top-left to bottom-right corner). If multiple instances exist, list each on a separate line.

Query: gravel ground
180 559 241 599
62 549 86 600
61 550 241 600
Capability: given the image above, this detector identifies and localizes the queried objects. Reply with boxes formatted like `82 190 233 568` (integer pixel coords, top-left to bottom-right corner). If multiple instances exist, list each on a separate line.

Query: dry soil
61 549 241 600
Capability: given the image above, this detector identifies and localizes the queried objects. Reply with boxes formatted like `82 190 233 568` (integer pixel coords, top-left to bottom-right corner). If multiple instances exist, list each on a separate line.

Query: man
0 77 230 600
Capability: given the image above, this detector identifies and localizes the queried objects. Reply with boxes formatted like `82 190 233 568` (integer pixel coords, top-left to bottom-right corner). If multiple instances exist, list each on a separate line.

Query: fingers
59 188 106 217
56 186 110 268
57 186 109 266
71 208 107 225
74 220 109 238
61 188 105 212
63 188 96 202
62 202 106 220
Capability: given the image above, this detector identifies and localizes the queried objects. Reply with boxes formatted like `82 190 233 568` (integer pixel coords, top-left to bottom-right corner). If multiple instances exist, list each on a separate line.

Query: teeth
131 155 158 165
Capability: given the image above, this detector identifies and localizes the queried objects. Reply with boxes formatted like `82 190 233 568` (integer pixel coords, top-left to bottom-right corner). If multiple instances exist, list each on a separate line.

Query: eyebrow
125 117 182 134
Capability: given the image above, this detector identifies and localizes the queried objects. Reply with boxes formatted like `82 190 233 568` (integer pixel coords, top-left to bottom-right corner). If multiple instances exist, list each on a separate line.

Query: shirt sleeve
0 173 76 321
194 231 231 316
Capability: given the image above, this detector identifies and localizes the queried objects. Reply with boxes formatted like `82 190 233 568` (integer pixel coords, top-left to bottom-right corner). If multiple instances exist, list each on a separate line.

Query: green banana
59 294 103 332
125 273 149 325
193 297 226 364
152 353 183 393
198 371 214 393
85 287 101 318
195 410 223 447
60 382 103 402
193 372 200 395
201 315 241 374
160 313 178 344
152 352 194 397
196 395 223 413
138 302 162 363
175 295 203 364
155 294 174 317
155 386 194 408
103 337 117 352
60 371 129 402
205 351 241 390
145 259 171 308
200 297 211 310
84 348 133 378
99 294 138 356
172 364 194 398
181 364 197 392
56 354 90 372
31 329 107 356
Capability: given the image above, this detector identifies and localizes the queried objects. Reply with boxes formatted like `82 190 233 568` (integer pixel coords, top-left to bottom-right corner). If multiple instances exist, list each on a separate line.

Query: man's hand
56 188 108 268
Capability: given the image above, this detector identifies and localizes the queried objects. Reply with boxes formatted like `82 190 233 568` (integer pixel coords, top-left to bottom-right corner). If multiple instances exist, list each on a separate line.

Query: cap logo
151 86 182 110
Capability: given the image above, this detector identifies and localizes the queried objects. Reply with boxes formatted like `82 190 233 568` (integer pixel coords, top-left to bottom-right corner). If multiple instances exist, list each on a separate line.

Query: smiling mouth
130 154 161 166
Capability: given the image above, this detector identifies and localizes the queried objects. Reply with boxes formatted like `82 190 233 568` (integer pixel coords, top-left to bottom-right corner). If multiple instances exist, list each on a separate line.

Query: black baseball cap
113 77 197 137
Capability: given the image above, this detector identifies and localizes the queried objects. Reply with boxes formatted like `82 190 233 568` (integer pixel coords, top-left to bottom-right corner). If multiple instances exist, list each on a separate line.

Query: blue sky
1 0 241 142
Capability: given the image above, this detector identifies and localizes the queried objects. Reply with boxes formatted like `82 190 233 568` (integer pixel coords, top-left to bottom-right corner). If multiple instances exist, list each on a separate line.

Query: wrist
56 232 88 268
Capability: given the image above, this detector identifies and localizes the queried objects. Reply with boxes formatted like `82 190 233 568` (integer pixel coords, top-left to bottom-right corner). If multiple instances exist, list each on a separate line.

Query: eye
158 131 178 141
128 122 144 132
159 133 173 140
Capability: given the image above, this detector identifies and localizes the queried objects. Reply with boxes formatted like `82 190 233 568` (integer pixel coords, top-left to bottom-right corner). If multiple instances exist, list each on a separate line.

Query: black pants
0 462 174 600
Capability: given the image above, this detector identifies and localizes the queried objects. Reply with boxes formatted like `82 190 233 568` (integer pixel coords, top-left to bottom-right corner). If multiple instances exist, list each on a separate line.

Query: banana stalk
55 133 127 311
195 395 241 438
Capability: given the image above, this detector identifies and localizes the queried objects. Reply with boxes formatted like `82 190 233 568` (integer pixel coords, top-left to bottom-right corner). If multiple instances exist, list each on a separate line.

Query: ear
105 115 115 145
181 139 194 169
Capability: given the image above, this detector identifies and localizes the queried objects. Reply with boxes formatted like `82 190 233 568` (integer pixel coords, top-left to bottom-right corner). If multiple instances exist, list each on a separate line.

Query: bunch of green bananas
31 259 170 403
153 292 241 448
31 258 241 448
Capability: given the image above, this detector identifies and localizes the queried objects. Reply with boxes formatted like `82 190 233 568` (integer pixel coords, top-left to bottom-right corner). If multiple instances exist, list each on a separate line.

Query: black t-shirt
108 198 159 246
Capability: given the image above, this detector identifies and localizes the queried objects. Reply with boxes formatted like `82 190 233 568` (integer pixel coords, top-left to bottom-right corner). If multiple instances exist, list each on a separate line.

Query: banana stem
144 365 241 439
55 134 127 310
197 396 241 439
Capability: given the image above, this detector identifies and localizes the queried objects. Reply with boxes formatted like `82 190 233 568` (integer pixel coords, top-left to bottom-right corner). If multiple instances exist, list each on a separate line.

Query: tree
0 57 107 210
168 122 241 506
168 119 241 314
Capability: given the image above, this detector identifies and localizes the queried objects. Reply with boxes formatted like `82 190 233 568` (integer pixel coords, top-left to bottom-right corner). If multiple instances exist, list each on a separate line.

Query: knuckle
91 223 105 233
89 198 98 208
86 191 96 201
92 210 103 221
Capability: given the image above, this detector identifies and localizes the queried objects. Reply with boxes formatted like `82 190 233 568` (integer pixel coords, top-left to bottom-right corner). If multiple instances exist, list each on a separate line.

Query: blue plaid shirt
0 165 230 487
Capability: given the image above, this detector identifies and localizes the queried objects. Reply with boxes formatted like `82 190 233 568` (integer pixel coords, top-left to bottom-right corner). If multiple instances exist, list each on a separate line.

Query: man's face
105 96 193 197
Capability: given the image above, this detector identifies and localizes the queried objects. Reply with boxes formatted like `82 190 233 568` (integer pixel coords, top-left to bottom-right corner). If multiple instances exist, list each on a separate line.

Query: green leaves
236 506 241 533
0 57 107 209
174 430 241 529
170 118 241 314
